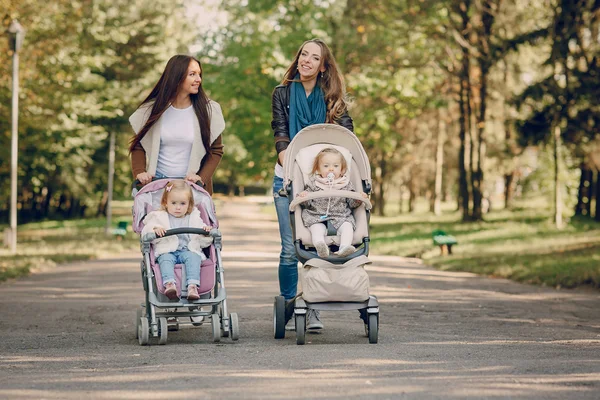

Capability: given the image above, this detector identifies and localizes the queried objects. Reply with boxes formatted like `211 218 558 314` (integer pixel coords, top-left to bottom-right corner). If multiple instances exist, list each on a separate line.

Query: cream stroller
132 179 239 345
273 124 380 345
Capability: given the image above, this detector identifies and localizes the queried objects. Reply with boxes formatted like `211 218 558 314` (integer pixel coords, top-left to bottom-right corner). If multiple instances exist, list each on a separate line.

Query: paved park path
1 197 600 399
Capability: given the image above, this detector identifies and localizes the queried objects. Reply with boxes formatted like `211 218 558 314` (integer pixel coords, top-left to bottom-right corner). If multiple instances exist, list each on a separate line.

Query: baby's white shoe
315 242 330 258
337 245 356 257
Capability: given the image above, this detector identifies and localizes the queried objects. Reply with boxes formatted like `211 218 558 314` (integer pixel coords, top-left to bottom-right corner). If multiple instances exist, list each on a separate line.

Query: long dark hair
128 55 212 153
281 39 348 123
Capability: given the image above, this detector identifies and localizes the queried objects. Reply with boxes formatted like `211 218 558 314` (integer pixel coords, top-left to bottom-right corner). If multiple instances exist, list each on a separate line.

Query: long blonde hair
160 180 195 215
281 39 349 123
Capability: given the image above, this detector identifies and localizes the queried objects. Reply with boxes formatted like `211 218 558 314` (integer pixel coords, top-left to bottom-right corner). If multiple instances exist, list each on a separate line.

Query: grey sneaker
285 314 295 331
189 307 204 326
306 309 324 331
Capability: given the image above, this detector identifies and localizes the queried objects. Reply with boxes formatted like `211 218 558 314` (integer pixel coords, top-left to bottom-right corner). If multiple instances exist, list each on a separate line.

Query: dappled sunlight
377 297 471 304
372 271 472 283
332 358 444 367
223 251 280 259
369 265 476 278
2 363 598 399
1 355 101 363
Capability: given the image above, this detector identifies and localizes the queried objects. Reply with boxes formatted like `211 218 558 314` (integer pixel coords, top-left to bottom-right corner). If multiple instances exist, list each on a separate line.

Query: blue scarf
288 75 327 140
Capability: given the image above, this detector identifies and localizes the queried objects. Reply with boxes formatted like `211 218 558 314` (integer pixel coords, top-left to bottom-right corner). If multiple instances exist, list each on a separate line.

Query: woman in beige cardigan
128 55 225 194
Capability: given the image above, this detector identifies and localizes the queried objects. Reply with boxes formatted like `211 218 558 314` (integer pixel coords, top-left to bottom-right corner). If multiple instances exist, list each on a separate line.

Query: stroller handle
142 227 221 243
289 190 372 211
132 177 204 191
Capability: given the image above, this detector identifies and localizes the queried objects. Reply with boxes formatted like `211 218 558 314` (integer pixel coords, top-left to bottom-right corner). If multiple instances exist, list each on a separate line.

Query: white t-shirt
274 162 284 178
156 105 195 177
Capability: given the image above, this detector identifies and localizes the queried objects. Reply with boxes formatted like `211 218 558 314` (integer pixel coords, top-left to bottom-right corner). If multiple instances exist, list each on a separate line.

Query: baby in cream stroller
273 123 380 345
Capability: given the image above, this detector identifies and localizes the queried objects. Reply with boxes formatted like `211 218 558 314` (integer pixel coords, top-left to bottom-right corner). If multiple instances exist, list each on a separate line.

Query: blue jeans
273 176 298 300
157 250 201 287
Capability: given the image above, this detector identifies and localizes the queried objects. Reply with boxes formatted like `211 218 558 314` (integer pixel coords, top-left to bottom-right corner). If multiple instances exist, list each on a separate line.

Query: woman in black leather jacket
271 38 354 332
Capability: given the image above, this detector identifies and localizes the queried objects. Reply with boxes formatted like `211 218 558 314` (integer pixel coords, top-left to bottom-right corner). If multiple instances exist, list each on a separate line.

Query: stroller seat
291 143 369 250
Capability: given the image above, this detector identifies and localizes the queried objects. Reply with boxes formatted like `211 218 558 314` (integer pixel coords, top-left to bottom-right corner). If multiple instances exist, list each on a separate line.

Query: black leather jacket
271 84 354 154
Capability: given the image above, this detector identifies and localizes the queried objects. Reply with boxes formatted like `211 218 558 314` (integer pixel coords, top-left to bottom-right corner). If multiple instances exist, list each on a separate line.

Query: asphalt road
1 197 599 399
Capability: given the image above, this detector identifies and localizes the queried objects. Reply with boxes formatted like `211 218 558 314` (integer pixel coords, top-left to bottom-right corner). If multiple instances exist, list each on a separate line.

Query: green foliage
0 215 137 282
0 0 193 221
516 0 600 155
370 197 600 288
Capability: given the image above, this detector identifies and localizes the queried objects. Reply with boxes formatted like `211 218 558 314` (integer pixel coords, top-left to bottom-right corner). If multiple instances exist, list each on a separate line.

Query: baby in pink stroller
132 179 238 345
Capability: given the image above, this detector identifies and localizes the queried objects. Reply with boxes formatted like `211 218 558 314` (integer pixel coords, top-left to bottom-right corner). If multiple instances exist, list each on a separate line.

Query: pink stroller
132 179 239 345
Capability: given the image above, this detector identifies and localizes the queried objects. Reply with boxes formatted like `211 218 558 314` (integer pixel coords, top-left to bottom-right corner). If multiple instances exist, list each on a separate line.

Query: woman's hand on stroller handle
185 174 204 186
136 172 153 185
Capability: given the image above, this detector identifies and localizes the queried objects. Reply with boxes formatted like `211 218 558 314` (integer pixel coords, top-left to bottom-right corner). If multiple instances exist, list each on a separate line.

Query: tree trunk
398 185 404 214
377 178 386 217
376 156 388 216
458 66 471 218
97 190 108 217
471 61 488 221
42 186 52 217
553 123 563 228
227 172 236 196
456 0 472 220
471 0 496 221
408 181 416 213
502 60 517 209
595 170 600 221
574 164 592 216
433 109 446 215
504 172 515 209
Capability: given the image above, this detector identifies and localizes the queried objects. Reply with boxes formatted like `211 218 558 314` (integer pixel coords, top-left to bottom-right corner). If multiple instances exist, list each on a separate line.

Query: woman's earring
320 71 324 78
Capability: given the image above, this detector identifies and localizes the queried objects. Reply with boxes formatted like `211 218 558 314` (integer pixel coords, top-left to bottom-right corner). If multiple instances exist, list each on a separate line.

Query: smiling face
317 152 344 180
165 189 192 218
179 60 202 97
297 41 326 81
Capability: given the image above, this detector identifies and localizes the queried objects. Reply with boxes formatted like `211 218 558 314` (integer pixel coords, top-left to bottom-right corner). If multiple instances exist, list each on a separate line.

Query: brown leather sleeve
197 134 224 186
131 142 147 177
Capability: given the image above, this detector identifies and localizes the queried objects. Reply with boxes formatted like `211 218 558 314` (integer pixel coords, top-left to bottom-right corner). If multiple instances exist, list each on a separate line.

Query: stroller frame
132 180 239 345
272 124 380 345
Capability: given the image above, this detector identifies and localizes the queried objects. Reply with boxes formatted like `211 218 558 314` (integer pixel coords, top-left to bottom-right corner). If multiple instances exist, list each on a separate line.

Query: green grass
370 199 600 289
0 205 138 282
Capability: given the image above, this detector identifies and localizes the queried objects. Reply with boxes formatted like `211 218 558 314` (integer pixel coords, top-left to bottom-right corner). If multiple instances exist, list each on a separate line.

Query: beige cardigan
129 101 225 178
140 208 213 257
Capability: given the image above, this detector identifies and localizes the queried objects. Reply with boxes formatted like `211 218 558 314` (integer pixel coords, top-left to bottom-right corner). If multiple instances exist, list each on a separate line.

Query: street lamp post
7 20 25 254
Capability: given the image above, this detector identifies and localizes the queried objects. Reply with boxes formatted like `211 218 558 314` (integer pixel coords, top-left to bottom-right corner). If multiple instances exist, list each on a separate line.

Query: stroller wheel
367 313 379 344
135 308 143 339
211 313 221 343
229 312 239 341
158 317 168 345
295 314 306 345
273 296 286 339
138 317 149 346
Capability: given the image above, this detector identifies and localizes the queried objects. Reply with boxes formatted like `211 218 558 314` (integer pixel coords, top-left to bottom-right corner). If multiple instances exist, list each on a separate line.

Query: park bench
432 229 457 255
112 220 129 239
